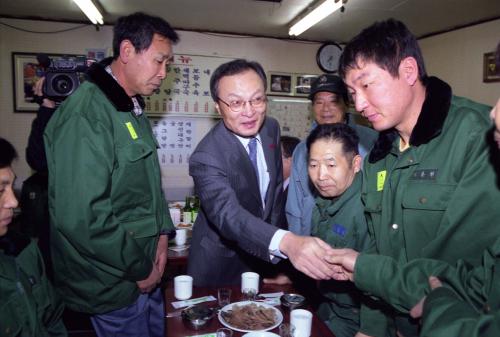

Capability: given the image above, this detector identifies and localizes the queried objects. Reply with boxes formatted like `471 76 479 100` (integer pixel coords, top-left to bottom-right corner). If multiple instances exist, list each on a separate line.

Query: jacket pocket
124 140 154 162
402 183 456 211
121 215 158 239
0 296 22 336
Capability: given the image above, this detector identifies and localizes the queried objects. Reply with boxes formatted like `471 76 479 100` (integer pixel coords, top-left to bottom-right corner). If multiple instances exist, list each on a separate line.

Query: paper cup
241 271 259 294
175 228 187 246
174 275 193 300
290 309 312 337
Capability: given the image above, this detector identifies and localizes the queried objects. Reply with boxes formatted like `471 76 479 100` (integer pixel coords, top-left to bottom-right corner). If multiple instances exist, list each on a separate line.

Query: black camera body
43 56 90 101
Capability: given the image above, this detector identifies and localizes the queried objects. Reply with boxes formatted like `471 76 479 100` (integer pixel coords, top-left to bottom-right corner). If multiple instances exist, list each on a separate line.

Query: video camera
42 55 94 102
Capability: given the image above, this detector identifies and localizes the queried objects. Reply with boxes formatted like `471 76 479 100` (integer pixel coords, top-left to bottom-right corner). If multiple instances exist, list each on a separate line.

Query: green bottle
191 196 200 223
183 196 192 224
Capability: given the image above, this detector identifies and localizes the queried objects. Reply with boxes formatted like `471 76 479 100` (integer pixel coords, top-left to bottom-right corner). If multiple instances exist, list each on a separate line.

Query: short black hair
0 138 18 169
280 136 300 158
113 12 179 58
339 19 427 81
210 59 267 101
306 123 359 161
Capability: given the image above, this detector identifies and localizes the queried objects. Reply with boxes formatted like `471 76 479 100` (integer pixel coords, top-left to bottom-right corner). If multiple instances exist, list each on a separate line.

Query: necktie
248 137 259 182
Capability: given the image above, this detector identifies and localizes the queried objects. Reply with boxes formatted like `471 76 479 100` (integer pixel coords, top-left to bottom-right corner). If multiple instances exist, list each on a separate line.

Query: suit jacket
187 117 286 286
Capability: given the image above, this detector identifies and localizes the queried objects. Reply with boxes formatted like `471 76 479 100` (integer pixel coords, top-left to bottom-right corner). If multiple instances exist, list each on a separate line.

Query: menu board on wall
145 54 234 116
267 97 313 140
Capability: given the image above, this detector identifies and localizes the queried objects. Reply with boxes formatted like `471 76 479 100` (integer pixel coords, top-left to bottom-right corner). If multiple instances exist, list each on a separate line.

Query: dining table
164 280 336 337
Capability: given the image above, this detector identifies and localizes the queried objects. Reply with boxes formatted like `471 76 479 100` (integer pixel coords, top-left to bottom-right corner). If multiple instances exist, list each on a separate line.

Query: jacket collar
86 57 145 112
368 76 452 163
316 172 362 216
0 231 30 257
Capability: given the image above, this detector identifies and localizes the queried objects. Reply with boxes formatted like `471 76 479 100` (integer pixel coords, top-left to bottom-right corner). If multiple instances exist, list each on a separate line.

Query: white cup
169 207 181 225
241 271 259 294
174 275 193 300
175 228 187 246
290 309 312 337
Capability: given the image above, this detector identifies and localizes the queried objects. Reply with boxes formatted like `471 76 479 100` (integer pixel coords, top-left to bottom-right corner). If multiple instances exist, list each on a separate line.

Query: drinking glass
279 323 296 337
217 288 232 307
216 327 233 337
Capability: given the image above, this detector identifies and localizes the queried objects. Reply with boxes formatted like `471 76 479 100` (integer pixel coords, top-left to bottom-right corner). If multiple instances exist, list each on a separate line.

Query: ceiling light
73 0 103 25
289 0 344 36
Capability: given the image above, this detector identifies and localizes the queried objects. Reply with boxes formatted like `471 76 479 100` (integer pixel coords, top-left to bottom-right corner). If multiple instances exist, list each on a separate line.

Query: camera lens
51 74 74 96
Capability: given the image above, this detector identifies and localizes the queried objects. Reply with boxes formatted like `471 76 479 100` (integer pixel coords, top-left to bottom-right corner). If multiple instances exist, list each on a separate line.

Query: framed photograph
11 52 83 112
268 72 292 95
294 74 317 96
483 52 500 83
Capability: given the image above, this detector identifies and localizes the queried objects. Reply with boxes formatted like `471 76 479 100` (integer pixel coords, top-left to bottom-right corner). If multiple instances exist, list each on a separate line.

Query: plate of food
218 301 283 333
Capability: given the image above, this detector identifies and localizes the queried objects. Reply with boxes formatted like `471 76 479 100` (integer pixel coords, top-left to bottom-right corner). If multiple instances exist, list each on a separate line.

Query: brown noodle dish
221 303 277 330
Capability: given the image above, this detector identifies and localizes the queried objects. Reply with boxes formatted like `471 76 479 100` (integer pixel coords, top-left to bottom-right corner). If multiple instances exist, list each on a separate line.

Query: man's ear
119 39 134 64
215 102 222 116
399 56 419 86
352 154 362 173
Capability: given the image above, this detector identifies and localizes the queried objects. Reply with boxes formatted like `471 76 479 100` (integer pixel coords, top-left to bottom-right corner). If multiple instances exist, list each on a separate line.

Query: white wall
419 19 500 106
0 18 321 192
1 17 499 194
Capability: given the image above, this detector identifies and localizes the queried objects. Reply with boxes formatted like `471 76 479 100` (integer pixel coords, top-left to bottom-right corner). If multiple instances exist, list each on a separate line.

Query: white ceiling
1 0 499 42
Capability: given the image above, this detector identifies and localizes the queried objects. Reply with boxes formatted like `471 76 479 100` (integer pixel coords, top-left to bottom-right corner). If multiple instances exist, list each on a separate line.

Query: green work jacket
358 77 497 337
350 236 500 337
44 59 174 314
311 173 372 337
0 231 66 337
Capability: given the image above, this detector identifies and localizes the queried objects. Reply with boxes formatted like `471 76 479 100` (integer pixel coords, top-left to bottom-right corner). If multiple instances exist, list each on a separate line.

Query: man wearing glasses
188 59 338 286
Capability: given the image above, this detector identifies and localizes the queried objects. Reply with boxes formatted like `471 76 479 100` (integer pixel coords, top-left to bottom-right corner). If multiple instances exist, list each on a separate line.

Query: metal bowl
280 293 306 311
181 304 215 330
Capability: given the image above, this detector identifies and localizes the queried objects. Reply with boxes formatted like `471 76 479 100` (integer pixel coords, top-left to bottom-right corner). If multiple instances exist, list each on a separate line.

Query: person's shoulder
449 95 492 125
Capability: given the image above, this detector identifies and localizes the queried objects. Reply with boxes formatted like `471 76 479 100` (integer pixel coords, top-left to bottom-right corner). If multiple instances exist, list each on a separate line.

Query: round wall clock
316 42 342 73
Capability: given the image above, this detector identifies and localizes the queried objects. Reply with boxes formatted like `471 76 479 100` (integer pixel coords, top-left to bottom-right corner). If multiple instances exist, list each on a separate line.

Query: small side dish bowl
280 293 306 311
181 304 215 330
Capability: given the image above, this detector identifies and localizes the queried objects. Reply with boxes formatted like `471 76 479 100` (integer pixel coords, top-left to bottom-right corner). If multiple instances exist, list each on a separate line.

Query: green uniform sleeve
38 249 67 337
421 287 500 337
47 114 152 281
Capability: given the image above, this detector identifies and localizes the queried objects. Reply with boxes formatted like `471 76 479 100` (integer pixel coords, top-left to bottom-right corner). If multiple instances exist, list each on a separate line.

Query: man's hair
280 136 300 159
339 19 427 81
306 123 359 161
210 59 267 101
0 138 18 169
113 12 179 58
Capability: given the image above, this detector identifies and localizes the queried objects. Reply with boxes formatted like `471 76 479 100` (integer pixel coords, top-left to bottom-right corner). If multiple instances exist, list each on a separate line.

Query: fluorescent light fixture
289 0 343 36
73 0 103 25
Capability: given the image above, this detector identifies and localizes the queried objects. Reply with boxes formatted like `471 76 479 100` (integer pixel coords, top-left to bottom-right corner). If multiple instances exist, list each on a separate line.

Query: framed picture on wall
483 52 500 83
267 72 293 96
294 74 318 96
11 52 83 112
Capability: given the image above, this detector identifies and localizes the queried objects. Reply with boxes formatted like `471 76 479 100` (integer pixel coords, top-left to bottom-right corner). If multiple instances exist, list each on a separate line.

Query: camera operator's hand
33 77 56 108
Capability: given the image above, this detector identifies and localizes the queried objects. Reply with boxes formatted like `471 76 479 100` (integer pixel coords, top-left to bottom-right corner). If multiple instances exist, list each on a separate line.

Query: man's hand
490 98 500 148
279 232 336 280
155 234 168 276
33 77 56 108
410 276 443 319
355 332 375 337
324 248 360 282
263 273 292 285
136 264 161 293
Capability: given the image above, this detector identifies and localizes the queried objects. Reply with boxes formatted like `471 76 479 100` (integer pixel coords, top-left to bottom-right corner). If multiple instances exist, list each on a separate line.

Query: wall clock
316 42 342 73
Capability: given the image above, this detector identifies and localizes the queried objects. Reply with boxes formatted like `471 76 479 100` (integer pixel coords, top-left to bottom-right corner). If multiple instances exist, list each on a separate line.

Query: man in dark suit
188 59 337 286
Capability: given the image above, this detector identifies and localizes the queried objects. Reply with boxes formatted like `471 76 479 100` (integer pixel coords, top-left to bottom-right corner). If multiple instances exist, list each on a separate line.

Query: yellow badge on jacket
377 170 386 191
125 122 138 140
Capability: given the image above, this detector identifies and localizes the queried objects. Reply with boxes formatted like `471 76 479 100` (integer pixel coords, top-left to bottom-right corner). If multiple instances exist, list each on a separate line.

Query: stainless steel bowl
181 304 215 330
280 293 306 311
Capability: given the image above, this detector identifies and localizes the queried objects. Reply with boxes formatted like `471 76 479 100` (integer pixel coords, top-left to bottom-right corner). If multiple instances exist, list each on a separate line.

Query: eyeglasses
217 96 267 112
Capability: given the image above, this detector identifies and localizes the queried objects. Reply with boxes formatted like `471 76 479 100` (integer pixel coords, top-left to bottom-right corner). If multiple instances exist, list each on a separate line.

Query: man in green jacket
307 123 372 337
337 18 500 337
0 138 67 337
44 13 178 337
